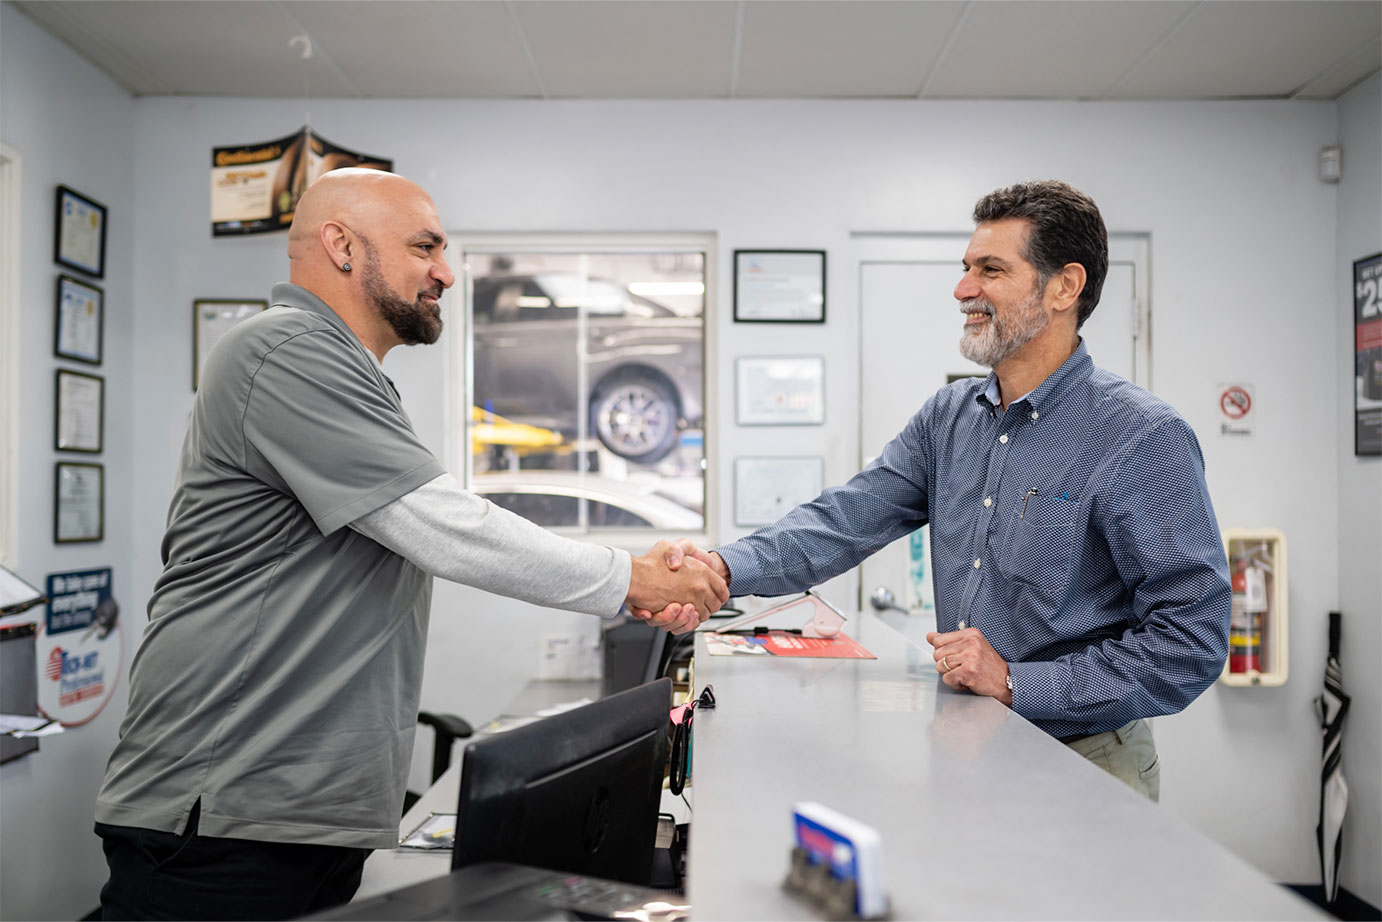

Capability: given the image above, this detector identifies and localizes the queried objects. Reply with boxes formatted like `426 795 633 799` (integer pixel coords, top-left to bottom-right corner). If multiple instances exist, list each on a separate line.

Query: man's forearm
350 473 630 616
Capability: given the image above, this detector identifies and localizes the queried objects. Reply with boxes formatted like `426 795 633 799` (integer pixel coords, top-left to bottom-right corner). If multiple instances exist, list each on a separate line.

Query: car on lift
471 274 703 465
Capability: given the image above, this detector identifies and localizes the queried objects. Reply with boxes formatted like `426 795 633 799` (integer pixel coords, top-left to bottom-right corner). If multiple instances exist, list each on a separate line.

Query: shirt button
973 558 982 568
983 497 992 507
999 434 1009 444
1031 411 1039 420
958 620 966 629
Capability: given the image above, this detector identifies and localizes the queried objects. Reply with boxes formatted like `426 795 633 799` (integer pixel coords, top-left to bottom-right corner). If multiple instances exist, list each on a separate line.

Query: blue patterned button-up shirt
717 342 1231 738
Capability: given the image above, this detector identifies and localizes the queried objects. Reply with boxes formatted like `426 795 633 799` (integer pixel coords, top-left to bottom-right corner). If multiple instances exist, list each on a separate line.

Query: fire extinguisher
1228 551 1267 673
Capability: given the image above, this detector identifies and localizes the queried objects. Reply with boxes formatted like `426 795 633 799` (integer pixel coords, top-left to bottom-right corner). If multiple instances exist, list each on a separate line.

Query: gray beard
958 286 1047 367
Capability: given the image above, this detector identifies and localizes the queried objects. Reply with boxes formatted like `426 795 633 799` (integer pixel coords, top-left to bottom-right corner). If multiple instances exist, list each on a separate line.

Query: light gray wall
0 4 137 920
1334 71 1381 911
2 11 1377 914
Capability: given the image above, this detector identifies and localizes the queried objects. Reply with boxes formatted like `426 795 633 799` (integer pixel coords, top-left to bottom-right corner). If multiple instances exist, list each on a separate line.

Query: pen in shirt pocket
1020 488 1038 518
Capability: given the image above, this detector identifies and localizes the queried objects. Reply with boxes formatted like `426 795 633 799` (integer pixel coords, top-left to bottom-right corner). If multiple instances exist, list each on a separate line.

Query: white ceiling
10 0 1382 102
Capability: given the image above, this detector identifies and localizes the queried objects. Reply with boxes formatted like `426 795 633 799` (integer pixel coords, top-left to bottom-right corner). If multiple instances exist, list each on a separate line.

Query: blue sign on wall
45 568 113 636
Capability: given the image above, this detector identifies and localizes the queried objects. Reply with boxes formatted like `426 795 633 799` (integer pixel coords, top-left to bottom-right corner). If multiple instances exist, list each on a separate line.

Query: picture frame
1353 252 1382 456
54 274 104 365
734 456 825 526
735 355 826 426
54 185 108 279
194 299 267 389
733 250 826 323
55 369 104 454
54 462 104 544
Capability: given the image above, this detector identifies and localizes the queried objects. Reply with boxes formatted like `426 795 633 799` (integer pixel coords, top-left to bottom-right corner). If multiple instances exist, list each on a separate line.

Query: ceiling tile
1116 0 1382 99
19 1 359 97
1293 37 1381 99
12 0 167 94
924 1 1197 99
512 0 738 97
284 1 541 97
735 0 966 97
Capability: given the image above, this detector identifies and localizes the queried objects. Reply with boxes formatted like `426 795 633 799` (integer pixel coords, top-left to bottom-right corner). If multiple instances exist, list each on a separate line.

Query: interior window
466 250 706 534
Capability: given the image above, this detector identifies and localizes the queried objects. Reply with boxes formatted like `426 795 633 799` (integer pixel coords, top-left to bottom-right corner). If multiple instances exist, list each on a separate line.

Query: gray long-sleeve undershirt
349 472 632 617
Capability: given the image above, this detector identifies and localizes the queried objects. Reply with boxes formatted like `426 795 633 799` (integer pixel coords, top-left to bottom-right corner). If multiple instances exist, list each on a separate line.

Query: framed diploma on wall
735 355 826 426
734 456 825 526
54 462 104 544
54 185 107 279
55 369 104 454
733 250 826 323
54 274 104 365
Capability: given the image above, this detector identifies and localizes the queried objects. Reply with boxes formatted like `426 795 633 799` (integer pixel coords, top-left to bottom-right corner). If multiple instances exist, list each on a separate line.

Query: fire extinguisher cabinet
1219 528 1288 686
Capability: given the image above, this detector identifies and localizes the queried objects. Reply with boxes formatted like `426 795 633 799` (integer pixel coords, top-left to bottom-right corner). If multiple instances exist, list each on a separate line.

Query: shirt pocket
998 496 1079 597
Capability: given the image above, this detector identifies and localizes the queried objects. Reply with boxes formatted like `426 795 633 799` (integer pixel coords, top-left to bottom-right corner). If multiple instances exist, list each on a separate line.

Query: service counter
354 615 1322 919
687 610 1322 920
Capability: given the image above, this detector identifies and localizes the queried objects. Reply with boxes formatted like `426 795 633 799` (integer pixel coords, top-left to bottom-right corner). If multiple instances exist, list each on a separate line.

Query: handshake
624 539 732 635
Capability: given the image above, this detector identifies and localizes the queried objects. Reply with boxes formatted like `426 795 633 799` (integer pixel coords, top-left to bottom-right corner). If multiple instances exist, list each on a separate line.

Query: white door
854 233 1149 629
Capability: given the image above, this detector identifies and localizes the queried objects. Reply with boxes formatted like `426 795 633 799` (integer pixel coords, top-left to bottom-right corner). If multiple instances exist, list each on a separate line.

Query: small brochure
704 631 875 659
400 812 456 850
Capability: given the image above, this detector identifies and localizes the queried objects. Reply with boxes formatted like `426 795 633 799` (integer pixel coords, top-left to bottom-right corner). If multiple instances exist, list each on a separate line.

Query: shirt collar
974 338 1094 415
269 282 382 367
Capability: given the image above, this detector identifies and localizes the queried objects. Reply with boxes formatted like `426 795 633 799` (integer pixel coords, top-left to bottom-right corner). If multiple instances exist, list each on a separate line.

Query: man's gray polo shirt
96 283 445 848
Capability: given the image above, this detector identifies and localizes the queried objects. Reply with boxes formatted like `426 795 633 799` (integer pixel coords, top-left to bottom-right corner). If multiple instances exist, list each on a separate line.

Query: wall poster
1354 252 1382 455
211 127 392 236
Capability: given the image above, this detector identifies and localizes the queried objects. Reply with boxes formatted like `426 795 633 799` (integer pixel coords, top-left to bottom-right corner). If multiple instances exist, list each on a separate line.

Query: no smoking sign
1218 383 1255 437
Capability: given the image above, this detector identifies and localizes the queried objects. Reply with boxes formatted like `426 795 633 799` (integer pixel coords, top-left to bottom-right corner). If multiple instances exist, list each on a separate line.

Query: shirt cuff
1006 661 1068 720
713 543 752 594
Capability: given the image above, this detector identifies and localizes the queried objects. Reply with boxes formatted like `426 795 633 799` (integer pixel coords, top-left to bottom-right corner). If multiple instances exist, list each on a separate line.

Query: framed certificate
733 250 826 323
55 369 104 453
54 274 104 365
194 299 267 389
54 462 104 544
735 355 826 426
734 456 825 526
54 185 107 278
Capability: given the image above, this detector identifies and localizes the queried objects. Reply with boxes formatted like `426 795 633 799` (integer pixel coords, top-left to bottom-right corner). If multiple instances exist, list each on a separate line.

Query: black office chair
403 711 474 815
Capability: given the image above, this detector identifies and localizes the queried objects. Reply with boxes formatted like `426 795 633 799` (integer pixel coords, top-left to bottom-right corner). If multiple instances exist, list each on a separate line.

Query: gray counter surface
686 611 1322 921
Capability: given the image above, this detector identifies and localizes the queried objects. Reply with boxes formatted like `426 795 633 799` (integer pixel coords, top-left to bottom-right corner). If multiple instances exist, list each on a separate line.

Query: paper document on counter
1 715 63 737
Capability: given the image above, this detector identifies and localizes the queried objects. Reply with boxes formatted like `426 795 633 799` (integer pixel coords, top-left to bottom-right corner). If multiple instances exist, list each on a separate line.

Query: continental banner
210 127 392 236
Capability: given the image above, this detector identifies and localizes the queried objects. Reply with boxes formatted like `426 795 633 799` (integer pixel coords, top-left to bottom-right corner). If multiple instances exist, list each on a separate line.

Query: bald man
93 170 726 921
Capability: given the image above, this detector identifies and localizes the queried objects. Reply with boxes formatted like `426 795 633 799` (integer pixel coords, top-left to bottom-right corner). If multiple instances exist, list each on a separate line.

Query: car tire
591 372 680 464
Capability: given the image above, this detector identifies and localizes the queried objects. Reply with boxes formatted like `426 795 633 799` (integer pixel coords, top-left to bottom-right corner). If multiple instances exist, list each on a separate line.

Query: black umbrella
1314 610 1351 905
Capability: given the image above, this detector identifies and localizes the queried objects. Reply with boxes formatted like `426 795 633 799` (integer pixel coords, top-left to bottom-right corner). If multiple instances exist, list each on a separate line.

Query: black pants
95 801 370 921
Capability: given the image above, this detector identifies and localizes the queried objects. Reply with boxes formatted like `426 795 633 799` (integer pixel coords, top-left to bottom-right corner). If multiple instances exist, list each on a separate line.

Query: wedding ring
942 655 952 672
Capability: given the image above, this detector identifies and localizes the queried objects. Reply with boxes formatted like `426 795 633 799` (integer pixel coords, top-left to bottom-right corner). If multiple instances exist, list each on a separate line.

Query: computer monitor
452 677 672 886
600 617 669 698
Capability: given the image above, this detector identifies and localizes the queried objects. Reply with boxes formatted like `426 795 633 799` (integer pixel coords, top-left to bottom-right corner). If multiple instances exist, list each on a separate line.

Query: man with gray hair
659 180 1231 801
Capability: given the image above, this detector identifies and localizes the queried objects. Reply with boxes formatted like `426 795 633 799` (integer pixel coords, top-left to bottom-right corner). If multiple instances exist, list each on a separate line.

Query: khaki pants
1064 718 1160 802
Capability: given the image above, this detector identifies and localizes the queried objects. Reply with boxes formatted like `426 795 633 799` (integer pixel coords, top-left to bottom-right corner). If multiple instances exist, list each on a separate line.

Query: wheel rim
596 383 673 457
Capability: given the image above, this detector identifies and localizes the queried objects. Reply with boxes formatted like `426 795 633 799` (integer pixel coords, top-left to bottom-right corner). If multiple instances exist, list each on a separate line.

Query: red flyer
704 630 875 659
